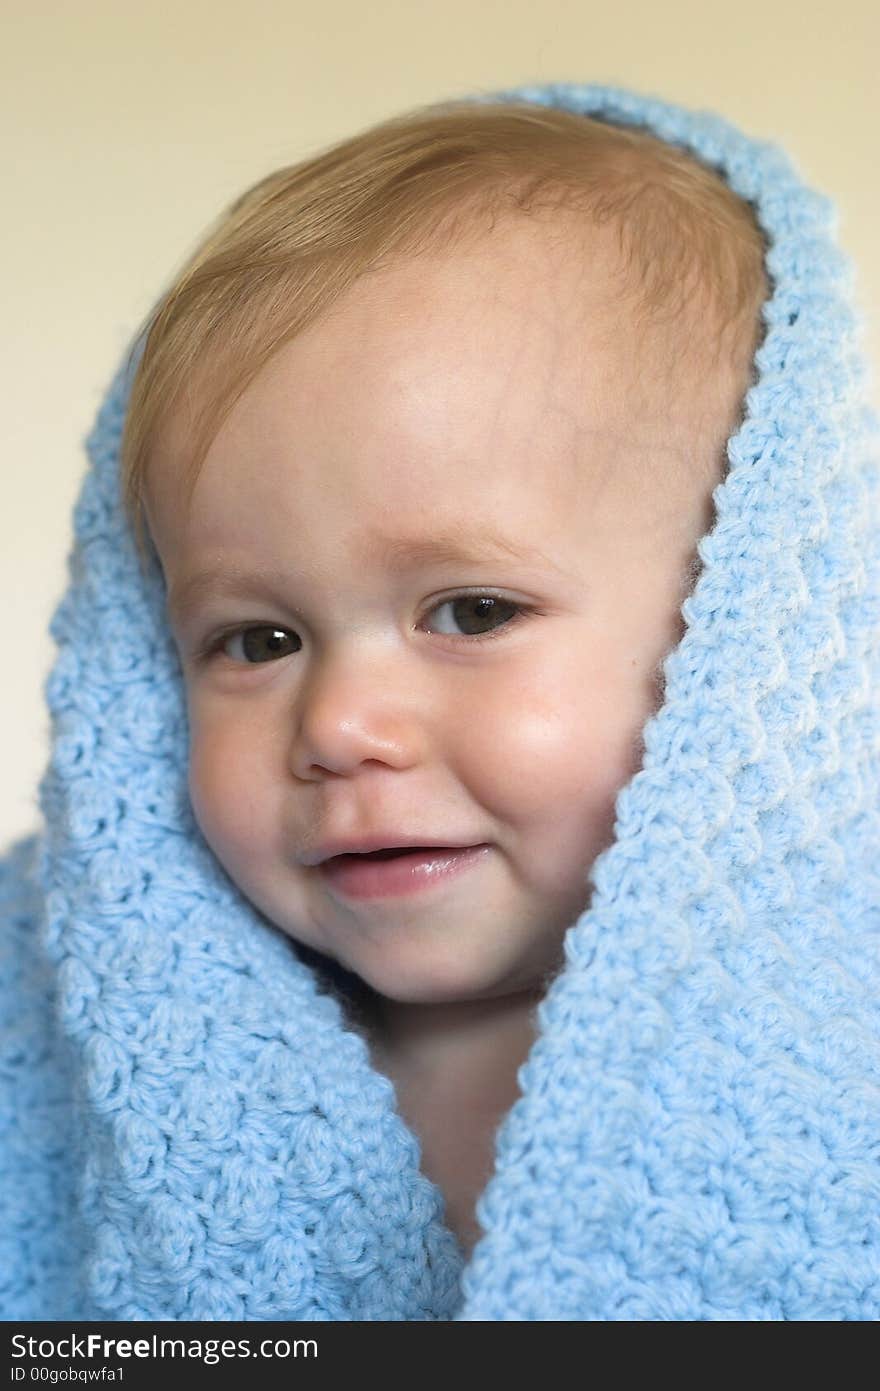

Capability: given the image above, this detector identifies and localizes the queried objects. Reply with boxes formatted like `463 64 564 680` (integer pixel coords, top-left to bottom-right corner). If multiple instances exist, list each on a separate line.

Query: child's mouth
319 844 491 899
334 846 440 861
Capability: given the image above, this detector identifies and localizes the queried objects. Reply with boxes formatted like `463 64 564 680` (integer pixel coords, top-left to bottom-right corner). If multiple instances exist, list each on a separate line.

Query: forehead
144 216 663 567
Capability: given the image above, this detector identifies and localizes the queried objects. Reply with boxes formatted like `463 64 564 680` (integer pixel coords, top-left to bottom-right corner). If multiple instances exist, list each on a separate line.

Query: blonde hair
121 97 769 570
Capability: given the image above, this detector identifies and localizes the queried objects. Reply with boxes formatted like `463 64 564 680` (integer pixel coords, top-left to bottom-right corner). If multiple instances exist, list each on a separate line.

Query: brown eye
218 626 301 664
425 595 524 640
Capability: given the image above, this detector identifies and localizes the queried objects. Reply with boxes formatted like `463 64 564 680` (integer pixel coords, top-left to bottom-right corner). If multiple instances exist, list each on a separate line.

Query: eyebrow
166 529 567 621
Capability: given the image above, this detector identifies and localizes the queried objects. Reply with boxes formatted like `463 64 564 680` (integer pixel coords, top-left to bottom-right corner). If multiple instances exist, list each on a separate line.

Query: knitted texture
1 80 879 1320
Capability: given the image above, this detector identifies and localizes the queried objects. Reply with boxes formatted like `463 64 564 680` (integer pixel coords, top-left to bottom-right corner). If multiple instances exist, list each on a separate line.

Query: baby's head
128 101 768 1009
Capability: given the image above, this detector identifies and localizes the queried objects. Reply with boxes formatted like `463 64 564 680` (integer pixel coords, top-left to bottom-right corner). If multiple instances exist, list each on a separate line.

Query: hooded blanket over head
2 80 879 1321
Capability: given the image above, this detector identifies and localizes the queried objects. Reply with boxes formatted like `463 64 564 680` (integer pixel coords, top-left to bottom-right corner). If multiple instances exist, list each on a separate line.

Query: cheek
186 717 273 862
463 646 649 829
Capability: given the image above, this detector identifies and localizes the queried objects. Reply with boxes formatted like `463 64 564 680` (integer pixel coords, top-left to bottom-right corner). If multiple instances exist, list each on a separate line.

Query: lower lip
318 845 490 900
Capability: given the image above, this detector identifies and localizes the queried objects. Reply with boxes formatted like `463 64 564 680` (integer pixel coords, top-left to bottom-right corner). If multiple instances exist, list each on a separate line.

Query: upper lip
301 835 483 867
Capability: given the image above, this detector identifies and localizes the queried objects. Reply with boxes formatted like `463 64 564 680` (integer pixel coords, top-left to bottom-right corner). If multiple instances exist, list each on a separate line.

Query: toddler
136 102 766 1257
1 83 877 1321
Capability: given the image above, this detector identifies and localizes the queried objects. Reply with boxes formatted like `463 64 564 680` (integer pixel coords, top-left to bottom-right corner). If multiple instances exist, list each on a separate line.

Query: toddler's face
146 214 729 1006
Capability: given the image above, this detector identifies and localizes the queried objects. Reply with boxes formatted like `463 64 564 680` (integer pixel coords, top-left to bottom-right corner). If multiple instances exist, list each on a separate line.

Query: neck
367 984 544 1093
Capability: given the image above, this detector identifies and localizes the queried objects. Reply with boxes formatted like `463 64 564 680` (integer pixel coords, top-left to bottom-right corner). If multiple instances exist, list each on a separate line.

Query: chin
368 965 515 1007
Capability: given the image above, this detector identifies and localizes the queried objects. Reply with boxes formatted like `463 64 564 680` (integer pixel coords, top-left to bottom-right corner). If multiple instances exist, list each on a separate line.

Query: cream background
2 0 877 847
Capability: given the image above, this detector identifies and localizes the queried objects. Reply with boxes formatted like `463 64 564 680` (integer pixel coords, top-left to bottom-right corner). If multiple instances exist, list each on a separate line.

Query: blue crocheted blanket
1 81 879 1320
